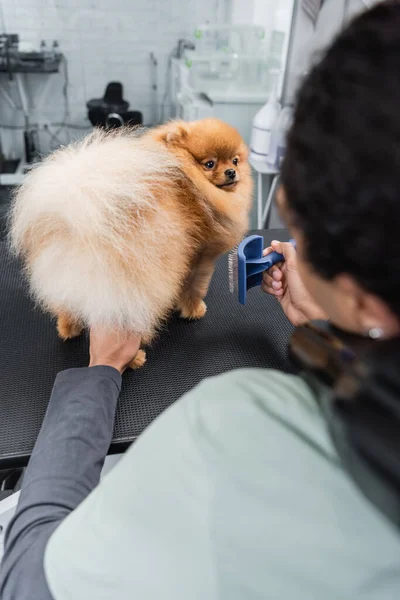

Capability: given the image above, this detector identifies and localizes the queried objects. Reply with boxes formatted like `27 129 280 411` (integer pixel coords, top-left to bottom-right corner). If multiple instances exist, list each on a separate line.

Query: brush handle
235 236 296 304
246 251 284 276
246 239 295 278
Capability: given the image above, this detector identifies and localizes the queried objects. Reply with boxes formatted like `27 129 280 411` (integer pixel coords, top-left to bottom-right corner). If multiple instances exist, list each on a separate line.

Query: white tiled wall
0 0 221 156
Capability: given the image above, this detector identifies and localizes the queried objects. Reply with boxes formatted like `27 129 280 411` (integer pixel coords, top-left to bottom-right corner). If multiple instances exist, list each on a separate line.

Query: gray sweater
0 366 121 599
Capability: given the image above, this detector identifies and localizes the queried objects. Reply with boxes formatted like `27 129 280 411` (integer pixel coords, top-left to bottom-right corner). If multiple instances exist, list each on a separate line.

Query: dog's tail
9 127 180 256
8 127 185 332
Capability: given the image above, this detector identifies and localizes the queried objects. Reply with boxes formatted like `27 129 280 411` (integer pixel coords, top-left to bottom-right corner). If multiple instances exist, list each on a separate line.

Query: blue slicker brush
228 235 295 305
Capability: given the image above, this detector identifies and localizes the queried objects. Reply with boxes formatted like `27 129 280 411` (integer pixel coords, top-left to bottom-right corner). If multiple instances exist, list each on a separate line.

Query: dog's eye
204 160 215 170
232 158 239 166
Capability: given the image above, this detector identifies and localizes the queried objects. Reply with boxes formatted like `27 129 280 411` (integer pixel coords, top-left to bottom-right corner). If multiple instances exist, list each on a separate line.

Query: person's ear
163 121 188 145
335 274 400 338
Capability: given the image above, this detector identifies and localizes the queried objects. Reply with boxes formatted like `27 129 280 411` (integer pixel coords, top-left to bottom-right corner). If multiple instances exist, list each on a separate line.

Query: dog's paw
180 300 207 320
129 349 147 370
57 315 83 340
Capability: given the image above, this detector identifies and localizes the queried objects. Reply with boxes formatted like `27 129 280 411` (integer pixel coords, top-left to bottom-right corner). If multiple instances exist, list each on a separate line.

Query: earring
368 327 383 339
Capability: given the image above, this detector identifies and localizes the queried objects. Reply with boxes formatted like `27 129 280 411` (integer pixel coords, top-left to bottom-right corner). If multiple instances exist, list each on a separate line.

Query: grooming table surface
0 230 293 467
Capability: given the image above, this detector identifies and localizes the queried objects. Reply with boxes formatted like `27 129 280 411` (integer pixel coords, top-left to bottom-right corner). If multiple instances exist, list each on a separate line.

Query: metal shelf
0 161 33 186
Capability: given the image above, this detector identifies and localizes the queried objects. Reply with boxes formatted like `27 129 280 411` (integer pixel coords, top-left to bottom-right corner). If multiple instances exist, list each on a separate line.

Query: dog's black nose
225 169 236 180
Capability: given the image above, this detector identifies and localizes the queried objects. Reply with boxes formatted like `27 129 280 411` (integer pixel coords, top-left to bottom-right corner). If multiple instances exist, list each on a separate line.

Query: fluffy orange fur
10 118 252 368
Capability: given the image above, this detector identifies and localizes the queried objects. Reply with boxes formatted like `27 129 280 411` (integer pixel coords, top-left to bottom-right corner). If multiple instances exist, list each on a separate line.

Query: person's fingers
261 282 271 295
89 327 142 373
262 271 283 290
262 273 275 288
263 246 273 256
272 287 283 296
263 246 284 266
261 277 284 294
270 240 297 271
262 248 282 274
261 282 284 296
272 268 282 281
263 246 284 278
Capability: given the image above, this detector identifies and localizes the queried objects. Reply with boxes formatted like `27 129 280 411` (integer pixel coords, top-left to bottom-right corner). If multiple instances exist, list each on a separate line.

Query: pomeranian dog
10 118 252 368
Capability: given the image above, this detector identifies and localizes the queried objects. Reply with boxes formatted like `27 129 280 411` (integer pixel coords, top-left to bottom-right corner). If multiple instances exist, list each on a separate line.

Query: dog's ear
238 142 248 160
164 122 188 146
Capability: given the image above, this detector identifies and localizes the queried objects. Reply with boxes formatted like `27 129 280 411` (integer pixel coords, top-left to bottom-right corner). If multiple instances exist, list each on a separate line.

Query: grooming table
0 230 293 468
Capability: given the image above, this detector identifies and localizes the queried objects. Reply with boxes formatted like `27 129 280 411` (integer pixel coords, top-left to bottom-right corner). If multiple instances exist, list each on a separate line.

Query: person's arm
0 329 141 600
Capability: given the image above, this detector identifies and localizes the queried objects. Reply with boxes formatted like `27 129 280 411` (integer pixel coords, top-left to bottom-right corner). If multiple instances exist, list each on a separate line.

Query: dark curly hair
282 0 400 317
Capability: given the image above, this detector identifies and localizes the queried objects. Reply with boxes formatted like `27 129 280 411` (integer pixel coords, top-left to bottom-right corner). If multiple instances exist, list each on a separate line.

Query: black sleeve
0 366 122 600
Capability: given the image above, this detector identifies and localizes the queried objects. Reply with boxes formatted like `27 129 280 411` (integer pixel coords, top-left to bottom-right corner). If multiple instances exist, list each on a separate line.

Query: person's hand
261 240 328 326
89 327 142 374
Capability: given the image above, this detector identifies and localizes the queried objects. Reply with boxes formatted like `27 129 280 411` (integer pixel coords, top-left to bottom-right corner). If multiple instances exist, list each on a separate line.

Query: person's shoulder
191 367 316 410
182 367 336 465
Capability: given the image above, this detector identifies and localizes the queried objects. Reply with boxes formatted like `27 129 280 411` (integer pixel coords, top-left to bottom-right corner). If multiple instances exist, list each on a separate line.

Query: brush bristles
228 245 239 294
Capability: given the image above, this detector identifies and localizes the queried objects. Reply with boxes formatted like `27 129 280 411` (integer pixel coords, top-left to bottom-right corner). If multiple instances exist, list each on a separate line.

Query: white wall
0 0 220 157
231 0 255 25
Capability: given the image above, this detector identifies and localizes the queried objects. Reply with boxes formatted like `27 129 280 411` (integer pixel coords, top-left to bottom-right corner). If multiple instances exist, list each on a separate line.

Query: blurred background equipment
168 22 290 145
0 33 63 183
87 82 142 129
0 0 381 234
